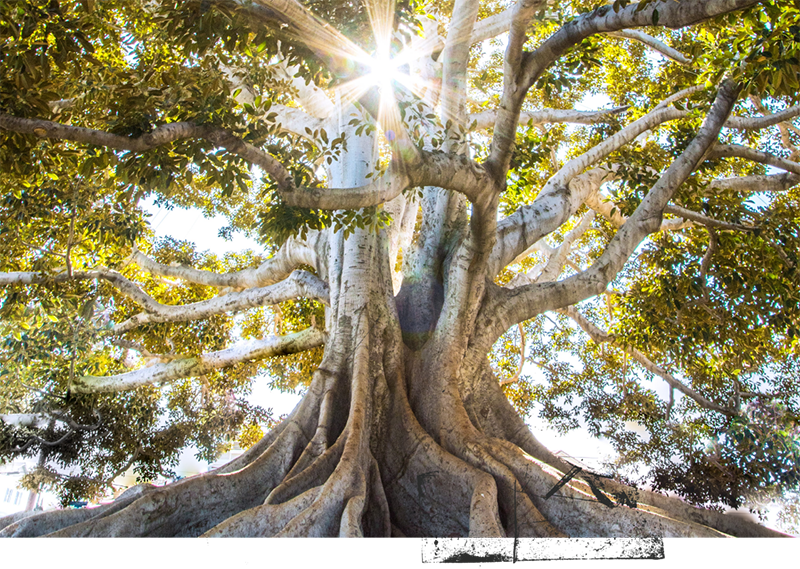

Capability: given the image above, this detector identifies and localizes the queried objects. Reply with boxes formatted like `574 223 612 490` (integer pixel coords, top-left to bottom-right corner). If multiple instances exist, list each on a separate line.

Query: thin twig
500 323 526 386
66 201 77 279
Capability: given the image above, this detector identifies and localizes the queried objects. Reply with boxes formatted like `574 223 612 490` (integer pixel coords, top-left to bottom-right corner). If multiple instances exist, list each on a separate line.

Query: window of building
3 488 11 503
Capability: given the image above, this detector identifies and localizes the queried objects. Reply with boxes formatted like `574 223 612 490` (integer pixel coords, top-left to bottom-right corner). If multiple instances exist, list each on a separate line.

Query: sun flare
367 49 402 92
256 0 442 149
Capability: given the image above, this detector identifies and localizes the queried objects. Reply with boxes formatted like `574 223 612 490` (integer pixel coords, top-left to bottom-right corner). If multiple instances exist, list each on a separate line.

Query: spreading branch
0 112 496 210
468 105 629 131
725 104 800 131
508 210 595 288
487 0 549 173
0 268 163 311
112 270 329 334
709 172 800 193
440 0 481 129
481 80 739 345
0 113 294 190
470 8 515 45
71 327 325 394
606 30 692 65
131 235 319 290
489 105 685 276
487 0 761 174
708 143 800 176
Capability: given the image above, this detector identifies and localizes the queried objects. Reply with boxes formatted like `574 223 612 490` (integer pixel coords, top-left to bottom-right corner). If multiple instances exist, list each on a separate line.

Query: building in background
0 458 58 516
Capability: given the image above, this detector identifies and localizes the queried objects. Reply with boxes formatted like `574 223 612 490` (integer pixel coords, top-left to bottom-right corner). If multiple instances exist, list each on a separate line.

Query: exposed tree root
0 511 36 533
2 326 788 538
477 419 737 536
0 483 154 537
2 342 788 537
469 362 789 537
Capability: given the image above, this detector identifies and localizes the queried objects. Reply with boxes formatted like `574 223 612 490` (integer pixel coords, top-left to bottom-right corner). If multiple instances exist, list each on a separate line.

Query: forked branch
112 270 329 334
479 80 739 348
490 106 685 276
72 328 325 394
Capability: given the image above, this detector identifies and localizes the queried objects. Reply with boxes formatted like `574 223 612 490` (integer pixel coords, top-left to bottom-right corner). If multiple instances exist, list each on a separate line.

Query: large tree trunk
0 96 787 539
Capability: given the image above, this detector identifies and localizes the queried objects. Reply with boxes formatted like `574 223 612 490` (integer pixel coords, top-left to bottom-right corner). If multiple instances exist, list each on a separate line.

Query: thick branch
0 414 61 429
490 106 685 276
0 114 294 190
709 172 800 193
508 211 596 288
131 236 318 290
112 270 329 334
286 167 409 210
272 61 335 120
412 152 493 203
521 0 760 88
550 107 685 191
286 147 493 208
506 0 548 80
468 105 629 131
488 0 548 172
1 111 499 210
606 30 692 65
725 104 800 130
708 143 800 175
440 0 481 128
470 8 515 44
487 0 761 174
71 328 325 394
537 211 595 282
487 80 739 336
0 268 163 311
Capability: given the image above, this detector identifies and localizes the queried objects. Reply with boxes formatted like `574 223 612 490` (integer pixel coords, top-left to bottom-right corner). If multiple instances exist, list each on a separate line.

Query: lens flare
368 48 401 92
267 0 442 152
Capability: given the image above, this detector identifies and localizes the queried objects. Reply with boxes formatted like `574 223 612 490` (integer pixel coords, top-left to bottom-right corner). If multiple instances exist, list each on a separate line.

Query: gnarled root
459 361 789 537
0 483 154 537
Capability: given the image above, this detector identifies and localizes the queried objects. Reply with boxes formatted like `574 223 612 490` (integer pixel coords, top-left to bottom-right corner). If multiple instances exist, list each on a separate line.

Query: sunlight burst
270 0 443 154
367 47 402 93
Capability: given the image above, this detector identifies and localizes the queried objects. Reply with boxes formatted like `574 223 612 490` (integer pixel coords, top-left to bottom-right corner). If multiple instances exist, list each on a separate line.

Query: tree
0 0 798 537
